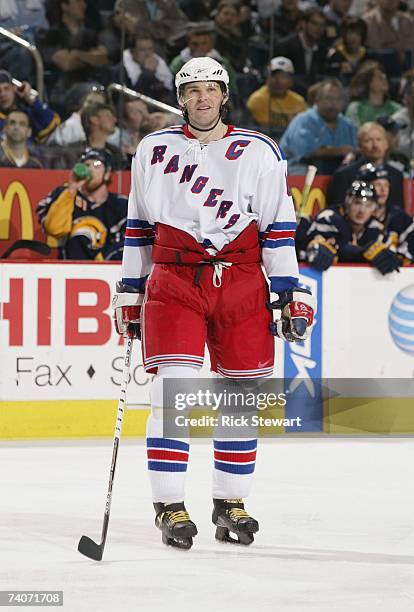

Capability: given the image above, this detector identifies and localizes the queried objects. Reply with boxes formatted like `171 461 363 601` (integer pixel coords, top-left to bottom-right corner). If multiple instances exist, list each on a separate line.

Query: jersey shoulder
229 126 286 163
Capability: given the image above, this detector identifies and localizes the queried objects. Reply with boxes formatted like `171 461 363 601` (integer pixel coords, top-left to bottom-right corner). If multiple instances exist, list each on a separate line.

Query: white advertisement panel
323 266 414 377
2 262 414 404
0 262 153 403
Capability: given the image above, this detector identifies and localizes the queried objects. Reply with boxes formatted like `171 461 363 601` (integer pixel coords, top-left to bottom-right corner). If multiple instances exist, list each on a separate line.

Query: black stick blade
78 535 103 561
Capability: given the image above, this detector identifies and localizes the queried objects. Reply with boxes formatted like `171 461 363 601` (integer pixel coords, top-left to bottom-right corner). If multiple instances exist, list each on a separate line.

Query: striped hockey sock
212 439 257 499
146 415 189 503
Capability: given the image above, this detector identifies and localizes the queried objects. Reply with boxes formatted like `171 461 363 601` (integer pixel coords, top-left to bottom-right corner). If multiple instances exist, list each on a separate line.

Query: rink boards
1 261 414 438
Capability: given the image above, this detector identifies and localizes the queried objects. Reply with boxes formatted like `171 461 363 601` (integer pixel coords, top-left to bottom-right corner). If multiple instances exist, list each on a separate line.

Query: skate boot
154 502 198 550
212 498 259 545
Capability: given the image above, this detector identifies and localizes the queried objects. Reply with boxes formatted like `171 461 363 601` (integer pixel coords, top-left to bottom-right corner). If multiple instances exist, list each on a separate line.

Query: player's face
347 197 376 224
372 178 389 208
181 81 226 129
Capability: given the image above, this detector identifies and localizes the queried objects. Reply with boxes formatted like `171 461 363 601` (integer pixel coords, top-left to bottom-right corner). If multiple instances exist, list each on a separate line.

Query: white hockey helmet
175 56 229 101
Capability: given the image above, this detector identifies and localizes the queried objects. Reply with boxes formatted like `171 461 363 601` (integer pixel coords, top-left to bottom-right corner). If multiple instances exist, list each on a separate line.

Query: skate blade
162 533 194 550
215 526 255 546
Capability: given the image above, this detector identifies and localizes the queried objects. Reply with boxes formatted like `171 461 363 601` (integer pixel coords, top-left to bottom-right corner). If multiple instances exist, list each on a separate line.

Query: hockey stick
78 336 134 561
296 165 317 219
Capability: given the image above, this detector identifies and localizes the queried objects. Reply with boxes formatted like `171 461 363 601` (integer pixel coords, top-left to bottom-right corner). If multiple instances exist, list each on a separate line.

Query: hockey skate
212 498 259 545
154 502 198 550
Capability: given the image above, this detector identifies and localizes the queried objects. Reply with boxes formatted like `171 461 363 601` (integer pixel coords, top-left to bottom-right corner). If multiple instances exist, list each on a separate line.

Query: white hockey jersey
121 124 299 293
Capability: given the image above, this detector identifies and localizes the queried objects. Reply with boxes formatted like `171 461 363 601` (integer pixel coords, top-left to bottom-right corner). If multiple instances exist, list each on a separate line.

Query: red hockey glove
268 288 316 342
112 281 144 339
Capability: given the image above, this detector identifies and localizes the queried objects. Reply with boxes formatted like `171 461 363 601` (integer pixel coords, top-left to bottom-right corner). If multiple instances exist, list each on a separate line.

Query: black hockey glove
268 288 316 342
362 242 400 275
306 237 338 271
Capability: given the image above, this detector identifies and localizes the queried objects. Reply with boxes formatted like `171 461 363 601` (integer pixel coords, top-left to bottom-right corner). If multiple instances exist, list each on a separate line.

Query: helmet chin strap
184 102 226 133
187 112 222 132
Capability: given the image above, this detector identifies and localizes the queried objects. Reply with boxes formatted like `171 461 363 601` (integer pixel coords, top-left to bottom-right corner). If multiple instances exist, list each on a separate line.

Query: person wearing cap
112 56 316 550
0 69 60 144
305 179 400 274
246 56 307 136
36 148 128 260
356 162 414 264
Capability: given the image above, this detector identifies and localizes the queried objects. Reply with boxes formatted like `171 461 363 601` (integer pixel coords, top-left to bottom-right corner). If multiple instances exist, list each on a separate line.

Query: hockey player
37 148 128 260
113 57 316 549
306 180 400 274
356 163 414 264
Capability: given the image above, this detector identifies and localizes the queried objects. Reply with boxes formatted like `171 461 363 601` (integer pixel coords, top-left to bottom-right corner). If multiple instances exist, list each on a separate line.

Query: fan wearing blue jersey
113 57 316 549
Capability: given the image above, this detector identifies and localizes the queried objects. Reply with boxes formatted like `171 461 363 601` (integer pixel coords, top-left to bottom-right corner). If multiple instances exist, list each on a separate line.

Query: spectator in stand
0 0 47 82
169 23 238 97
376 114 409 173
116 30 174 106
48 85 109 146
98 8 138 65
345 61 401 128
323 0 353 46
38 0 110 110
392 78 414 163
120 97 179 157
246 56 307 136
325 17 371 86
37 148 128 260
0 110 43 168
79 102 126 170
112 0 188 55
0 70 60 143
327 121 404 208
363 0 414 63
280 78 357 175
305 180 400 275
356 162 414 263
259 0 304 45
273 7 328 97
213 1 248 73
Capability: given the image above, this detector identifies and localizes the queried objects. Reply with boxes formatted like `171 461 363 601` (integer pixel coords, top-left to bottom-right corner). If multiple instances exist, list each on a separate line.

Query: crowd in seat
1 0 414 263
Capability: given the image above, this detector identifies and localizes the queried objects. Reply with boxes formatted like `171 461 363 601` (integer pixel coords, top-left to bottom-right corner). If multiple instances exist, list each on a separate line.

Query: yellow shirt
247 85 307 129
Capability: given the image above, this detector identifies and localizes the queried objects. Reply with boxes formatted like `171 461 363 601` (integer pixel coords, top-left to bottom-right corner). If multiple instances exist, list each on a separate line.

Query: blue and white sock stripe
144 354 204 371
214 439 257 451
216 364 273 379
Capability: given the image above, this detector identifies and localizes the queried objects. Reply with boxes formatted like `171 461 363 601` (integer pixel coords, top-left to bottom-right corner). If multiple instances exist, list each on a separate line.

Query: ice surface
1 438 414 612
